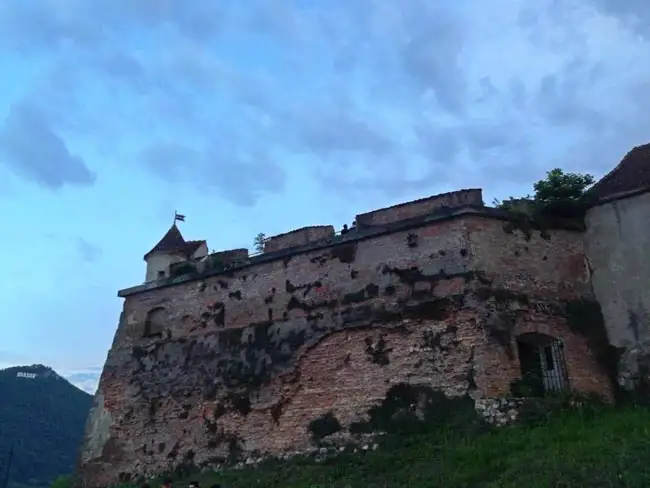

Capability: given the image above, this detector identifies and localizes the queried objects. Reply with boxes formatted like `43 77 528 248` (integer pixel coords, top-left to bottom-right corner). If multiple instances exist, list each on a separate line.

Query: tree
495 168 595 218
253 233 266 253
533 168 595 204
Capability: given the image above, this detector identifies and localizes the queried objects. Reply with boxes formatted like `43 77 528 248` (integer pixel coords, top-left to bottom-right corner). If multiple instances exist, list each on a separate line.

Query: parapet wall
160 190 483 269
209 248 249 264
264 226 335 253
355 188 483 228
77 207 612 486
169 249 250 276
261 189 483 254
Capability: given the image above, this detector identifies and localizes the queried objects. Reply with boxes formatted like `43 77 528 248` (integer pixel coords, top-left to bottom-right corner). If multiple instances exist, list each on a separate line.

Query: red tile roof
143 224 205 260
590 143 650 201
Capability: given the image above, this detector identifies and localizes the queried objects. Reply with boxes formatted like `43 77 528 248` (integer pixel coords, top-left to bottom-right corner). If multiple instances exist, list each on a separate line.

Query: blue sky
0 0 649 393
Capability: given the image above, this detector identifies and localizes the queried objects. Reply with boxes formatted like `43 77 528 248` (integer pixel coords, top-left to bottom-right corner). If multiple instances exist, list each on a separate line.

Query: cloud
0 102 95 190
60 368 101 394
1 0 649 204
141 140 286 207
77 238 102 263
588 0 650 39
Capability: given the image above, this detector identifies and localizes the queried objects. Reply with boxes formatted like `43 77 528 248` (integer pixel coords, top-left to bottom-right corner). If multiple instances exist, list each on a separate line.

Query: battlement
263 226 335 253
132 189 487 290
117 201 585 298
168 248 250 277
354 188 483 228
206 248 249 265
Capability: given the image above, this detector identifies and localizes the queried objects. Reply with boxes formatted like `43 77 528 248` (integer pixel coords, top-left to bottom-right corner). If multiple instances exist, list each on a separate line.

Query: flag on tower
174 212 186 222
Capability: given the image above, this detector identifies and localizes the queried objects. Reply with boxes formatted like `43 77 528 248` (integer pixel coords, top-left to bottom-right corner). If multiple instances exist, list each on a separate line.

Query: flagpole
1 445 13 488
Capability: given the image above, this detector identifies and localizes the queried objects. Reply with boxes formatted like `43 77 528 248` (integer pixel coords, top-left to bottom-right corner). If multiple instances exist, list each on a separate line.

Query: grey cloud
316 157 452 202
141 140 286 207
4 0 650 203
246 0 313 42
0 103 95 190
290 106 395 156
99 50 148 88
560 75 650 175
533 58 609 131
589 0 650 38
0 0 465 200
412 53 638 190
326 2 469 114
0 1 101 51
62 370 100 394
141 142 201 182
415 123 464 165
414 117 535 188
398 10 467 114
96 0 226 41
0 0 228 51
77 238 102 264
205 148 286 207
518 1 592 54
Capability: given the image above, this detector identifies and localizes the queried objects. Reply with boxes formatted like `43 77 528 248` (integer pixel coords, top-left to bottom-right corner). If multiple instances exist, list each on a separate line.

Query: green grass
142 405 650 488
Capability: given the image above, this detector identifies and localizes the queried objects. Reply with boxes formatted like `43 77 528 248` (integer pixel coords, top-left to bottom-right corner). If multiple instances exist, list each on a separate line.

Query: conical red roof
143 224 205 260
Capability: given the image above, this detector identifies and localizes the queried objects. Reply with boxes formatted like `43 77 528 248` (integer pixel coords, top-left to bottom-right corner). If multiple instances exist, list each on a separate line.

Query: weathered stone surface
475 397 523 425
585 191 650 394
76 212 612 486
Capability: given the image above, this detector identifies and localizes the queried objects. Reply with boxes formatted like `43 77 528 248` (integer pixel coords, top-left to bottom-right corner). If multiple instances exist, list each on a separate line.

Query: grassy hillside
123 402 650 488
0 364 93 488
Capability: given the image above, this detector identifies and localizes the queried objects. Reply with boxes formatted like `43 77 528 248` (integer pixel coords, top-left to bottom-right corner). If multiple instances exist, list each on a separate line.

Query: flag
174 212 186 222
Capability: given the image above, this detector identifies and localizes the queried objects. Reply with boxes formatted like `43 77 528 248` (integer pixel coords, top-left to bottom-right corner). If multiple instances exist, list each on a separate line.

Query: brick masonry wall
76 214 612 486
464 217 609 398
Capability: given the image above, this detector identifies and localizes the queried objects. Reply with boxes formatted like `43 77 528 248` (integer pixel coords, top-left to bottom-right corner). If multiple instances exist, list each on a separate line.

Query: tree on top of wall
533 169 595 204
253 233 266 253
495 168 596 219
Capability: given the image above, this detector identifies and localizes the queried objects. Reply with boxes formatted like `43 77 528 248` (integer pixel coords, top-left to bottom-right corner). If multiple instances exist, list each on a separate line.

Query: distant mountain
0 364 93 488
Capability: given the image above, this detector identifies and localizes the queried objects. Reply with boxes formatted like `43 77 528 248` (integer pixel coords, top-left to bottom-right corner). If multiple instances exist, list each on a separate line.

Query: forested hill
0 364 93 488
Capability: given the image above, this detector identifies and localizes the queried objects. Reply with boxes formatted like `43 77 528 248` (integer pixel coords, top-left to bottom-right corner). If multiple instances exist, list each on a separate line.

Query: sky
0 0 649 394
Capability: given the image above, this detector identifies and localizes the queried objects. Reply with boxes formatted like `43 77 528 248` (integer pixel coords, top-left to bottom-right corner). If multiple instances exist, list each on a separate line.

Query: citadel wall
76 201 612 485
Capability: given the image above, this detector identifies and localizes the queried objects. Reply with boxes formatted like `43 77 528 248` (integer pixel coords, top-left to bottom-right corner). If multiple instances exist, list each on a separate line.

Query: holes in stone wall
406 233 419 248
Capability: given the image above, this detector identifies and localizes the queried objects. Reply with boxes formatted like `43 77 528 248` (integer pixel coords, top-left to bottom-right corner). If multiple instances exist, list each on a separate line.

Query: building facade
75 184 621 485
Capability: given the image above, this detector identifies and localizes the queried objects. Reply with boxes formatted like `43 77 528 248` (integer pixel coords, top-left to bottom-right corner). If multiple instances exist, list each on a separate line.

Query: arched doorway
516 332 569 395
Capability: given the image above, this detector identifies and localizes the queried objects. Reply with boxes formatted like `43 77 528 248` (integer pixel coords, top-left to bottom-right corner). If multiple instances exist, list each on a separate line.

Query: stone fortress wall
76 188 615 486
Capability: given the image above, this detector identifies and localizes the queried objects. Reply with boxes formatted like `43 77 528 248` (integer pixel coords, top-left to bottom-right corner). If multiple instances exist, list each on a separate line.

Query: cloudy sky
0 0 648 393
